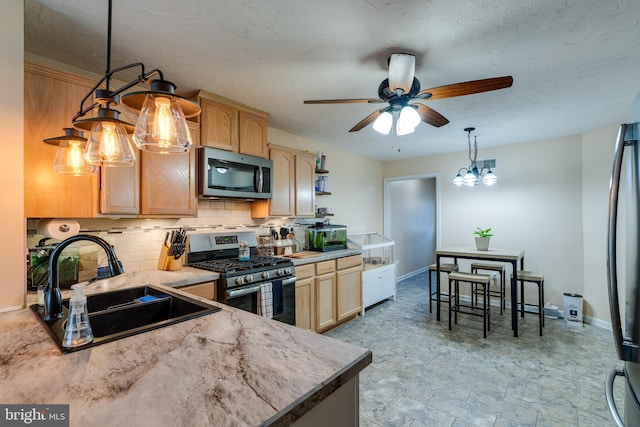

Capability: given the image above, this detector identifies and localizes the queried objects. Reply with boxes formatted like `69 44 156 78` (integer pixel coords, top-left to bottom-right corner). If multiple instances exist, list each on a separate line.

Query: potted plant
473 227 493 251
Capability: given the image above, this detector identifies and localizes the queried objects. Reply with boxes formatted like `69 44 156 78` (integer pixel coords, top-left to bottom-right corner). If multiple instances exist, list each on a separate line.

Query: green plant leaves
473 227 494 238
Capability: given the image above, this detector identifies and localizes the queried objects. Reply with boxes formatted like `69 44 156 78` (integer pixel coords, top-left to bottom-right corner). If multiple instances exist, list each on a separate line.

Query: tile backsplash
26 200 316 276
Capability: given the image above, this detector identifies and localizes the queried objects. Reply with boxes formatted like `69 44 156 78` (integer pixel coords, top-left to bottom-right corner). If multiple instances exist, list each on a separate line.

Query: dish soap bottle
238 241 250 261
62 281 94 348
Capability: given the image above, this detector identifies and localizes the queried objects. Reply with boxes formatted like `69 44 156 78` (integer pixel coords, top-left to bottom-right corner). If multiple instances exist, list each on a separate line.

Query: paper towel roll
37 219 81 240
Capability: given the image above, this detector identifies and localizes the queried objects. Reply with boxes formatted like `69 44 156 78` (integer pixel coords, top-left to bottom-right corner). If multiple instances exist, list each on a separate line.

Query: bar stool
470 262 506 314
448 271 491 338
428 263 458 313
515 270 545 336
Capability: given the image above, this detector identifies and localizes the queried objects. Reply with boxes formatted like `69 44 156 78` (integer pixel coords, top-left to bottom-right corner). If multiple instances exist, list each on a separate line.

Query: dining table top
435 246 524 260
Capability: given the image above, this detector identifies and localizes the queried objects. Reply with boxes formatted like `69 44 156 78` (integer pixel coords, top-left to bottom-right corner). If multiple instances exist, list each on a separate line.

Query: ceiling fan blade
304 98 383 104
388 53 415 94
349 108 385 132
417 76 513 100
415 103 449 127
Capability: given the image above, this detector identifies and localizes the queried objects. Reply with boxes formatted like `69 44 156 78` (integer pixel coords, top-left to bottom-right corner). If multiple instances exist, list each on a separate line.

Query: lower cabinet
295 255 362 333
175 281 216 301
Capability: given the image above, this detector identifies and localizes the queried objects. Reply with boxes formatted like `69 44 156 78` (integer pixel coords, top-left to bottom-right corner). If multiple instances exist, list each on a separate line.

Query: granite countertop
3 270 371 426
286 248 363 266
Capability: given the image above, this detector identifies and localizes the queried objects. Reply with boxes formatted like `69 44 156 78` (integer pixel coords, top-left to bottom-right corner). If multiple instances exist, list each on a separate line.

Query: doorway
384 174 439 280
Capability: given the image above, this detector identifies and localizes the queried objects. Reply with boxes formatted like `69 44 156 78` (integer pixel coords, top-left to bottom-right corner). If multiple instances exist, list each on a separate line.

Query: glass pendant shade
451 173 464 186
132 94 192 153
45 128 97 176
462 170 478 186
372 111 393 134
483 169 498 185
84 120 135 166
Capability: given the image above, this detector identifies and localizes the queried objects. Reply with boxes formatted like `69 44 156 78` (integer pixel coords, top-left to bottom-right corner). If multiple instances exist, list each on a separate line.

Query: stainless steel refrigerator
606 93 640 426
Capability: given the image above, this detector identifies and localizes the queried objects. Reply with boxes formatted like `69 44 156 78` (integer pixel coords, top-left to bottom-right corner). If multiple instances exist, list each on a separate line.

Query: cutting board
283 251 322 259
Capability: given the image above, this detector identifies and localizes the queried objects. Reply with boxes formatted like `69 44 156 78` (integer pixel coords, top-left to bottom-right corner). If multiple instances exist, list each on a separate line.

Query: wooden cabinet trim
315 260 336 275
295 264 315 280
337 255 363 270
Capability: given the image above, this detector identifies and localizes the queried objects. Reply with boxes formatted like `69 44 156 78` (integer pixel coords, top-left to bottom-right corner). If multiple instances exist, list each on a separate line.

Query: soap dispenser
62 281 94 348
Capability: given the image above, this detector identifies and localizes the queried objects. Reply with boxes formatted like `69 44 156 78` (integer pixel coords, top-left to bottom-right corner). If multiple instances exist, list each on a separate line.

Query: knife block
157 245 183 271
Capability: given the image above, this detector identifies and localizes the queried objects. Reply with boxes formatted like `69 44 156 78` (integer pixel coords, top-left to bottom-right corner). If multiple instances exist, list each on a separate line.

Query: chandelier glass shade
44 128 97 176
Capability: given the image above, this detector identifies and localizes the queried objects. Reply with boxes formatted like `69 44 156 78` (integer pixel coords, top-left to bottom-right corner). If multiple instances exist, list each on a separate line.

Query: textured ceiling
24 0 640 161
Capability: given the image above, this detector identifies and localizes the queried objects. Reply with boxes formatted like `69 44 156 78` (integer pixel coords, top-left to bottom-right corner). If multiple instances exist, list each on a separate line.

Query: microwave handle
255 166 264 193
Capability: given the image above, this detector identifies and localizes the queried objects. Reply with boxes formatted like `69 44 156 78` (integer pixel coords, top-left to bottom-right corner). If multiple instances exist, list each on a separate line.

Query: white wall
383 133 593 318
0 0 25 311
267 128 383 234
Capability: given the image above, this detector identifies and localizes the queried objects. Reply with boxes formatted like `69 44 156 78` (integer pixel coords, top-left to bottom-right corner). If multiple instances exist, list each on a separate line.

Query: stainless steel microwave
198 147 272 199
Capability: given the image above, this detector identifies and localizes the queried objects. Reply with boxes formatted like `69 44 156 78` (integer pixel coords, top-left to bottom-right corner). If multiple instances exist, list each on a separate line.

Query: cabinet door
269 147 295 216
199 97 238 151
139 123 198 216
100 159 139 215
295 152 316 217
238 111 268 157
24 65 99 218
295 277 315 332
316 272 337 332
337 266 363 322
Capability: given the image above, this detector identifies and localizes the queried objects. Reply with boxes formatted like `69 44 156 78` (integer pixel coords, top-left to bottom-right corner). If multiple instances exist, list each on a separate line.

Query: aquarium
307 224 347 252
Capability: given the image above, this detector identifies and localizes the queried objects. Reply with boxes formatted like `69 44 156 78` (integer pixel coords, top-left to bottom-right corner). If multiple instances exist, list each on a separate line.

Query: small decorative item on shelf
473 227 493 251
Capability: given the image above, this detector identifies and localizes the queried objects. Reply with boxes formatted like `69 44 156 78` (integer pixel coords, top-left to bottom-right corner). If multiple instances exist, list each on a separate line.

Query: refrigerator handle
608 124 629 361
605 367 625 427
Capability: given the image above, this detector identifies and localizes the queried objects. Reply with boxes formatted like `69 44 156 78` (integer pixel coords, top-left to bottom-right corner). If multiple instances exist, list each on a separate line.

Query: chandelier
43 0 201 175
451 127 498 186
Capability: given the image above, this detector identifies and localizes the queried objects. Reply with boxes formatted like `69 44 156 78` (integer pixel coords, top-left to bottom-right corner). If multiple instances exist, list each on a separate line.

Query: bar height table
435 247 525 337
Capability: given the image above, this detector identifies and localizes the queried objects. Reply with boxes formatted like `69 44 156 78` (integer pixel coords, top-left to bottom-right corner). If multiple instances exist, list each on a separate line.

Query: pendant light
451 127 498 187
44 128 97 176
45 0 200 173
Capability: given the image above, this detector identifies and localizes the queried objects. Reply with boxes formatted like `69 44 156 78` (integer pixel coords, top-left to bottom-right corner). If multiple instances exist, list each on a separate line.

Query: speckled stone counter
2 270 372 426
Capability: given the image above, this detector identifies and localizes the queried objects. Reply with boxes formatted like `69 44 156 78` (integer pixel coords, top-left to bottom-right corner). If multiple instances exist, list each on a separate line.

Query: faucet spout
44 234 124 321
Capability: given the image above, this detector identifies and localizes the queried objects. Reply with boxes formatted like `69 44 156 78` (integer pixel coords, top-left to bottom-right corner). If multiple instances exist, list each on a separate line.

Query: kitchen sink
30 285 221 353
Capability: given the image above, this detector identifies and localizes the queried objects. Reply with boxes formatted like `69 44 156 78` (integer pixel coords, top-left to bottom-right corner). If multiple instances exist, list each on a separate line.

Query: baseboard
397 267 428 282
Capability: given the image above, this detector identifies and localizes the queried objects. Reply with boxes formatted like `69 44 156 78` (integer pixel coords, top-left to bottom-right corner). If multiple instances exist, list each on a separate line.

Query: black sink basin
31 285 221 353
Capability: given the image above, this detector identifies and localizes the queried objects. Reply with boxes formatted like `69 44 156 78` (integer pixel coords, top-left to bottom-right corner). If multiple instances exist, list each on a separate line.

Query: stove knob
276 268 284 276
284 267 292 275
262 271 270 280
245 275 254 283
235 277 244 285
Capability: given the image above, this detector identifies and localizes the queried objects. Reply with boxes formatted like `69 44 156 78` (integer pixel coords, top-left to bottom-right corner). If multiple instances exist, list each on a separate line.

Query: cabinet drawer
295 264 315 280
337 255 362 270
315 260 336 275
176 281 216 301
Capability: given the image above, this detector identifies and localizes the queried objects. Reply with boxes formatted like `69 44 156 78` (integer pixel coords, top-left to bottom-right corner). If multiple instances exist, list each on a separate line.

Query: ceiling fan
303 53 513 135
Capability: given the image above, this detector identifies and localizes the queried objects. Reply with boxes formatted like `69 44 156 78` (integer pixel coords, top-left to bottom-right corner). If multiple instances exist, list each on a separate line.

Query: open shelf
315 191 331 196
315 168 329 174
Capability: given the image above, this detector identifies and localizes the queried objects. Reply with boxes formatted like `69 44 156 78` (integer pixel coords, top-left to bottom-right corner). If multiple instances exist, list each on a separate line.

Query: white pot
475 236 490 251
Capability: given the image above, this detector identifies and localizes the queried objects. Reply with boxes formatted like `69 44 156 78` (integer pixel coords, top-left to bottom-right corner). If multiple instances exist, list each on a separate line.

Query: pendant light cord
105 0 112 91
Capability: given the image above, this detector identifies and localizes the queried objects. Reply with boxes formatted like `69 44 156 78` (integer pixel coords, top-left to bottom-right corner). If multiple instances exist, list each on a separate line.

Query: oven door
225 276 296 325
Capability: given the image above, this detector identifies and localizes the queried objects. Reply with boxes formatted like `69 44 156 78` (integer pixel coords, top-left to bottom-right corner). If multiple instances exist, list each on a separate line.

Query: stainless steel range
187 231 296 325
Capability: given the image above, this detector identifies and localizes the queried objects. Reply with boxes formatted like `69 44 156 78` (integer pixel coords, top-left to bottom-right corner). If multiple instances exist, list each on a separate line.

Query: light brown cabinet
193 90 268 158
24 63 100 218
100 122 199 217
251 144 316 218
294 255 363 333
176 281 216 301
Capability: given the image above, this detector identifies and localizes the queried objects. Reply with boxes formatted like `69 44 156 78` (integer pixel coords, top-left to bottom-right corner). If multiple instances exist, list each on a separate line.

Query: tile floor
326 271 624 426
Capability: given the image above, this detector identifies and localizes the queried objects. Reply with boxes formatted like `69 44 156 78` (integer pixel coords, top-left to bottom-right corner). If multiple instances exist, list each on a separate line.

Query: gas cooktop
189 256 292 274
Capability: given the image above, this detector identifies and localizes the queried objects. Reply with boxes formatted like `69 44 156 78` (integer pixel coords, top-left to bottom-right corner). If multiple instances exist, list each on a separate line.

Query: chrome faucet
44 234 124 321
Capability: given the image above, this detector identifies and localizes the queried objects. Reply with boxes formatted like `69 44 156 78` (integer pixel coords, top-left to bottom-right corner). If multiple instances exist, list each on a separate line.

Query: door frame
383 173 441 273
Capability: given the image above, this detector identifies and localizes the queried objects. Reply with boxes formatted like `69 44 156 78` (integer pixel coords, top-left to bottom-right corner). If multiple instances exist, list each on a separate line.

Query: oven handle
226 276 297 299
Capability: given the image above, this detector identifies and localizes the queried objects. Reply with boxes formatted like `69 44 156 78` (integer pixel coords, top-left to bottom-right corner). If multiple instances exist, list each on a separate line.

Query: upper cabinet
24 63 100 218
192 90 268 158
252 144 315 218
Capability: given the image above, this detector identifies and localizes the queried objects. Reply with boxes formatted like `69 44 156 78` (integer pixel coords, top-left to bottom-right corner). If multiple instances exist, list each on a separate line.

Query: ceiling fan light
399 105 421 128
372 111 393 134
388 53 415 94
